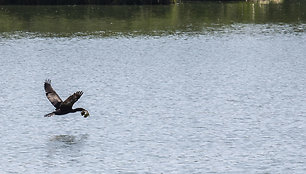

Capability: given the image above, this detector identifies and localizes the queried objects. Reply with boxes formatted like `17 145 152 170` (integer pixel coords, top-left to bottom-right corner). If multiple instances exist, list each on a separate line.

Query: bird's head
81 110 89 118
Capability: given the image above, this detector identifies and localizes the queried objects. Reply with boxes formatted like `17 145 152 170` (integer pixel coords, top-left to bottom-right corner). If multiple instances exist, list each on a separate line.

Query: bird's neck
72 108 85 112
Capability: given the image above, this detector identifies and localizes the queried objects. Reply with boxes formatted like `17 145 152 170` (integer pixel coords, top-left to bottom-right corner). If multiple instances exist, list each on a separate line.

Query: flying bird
44 79 89 118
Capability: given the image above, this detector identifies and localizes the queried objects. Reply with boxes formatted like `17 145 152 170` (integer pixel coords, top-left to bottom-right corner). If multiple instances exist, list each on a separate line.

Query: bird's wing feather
61 91 83 108
44 79 63 109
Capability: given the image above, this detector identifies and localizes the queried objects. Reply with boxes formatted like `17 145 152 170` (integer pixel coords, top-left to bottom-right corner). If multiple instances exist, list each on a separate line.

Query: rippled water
1 1 306 173
1 30 305 173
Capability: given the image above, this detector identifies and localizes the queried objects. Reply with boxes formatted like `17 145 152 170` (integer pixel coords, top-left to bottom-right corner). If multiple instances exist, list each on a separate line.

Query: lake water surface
0 1 306 173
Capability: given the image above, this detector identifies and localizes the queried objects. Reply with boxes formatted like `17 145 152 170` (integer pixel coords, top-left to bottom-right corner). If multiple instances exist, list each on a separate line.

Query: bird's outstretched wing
44 79 63 109
61 91 83 108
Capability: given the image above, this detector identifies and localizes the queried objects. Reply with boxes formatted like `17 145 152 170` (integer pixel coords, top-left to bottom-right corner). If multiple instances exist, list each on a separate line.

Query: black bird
44 79 89 118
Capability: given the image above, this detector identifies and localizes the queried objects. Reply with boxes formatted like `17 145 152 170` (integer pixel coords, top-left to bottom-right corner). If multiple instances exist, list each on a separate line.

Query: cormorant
44 79 89 118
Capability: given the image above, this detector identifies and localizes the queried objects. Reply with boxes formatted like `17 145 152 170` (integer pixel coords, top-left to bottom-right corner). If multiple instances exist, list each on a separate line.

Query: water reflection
47 134 89 155
44 134 89 171
248 0 284 4
49 134 89 145
0 0 304 37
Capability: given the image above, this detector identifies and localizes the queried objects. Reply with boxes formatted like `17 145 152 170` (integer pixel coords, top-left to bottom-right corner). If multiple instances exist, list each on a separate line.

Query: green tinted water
0 0 305 37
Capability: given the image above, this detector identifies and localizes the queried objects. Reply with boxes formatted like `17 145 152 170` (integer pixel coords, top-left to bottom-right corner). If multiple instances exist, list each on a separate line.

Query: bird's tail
44 112 55 117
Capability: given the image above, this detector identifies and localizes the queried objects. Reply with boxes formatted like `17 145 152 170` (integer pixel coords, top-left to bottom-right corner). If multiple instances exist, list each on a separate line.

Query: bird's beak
81 110 89 118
